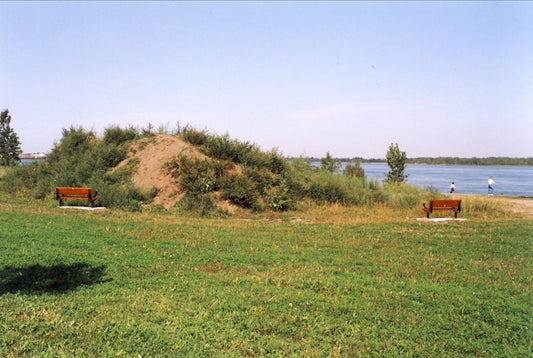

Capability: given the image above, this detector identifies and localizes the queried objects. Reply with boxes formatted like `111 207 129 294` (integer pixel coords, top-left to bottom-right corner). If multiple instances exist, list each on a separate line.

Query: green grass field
1 195 531 357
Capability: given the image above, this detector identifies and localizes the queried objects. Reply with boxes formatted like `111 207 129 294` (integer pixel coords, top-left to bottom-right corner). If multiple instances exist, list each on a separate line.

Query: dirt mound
115 134 208 209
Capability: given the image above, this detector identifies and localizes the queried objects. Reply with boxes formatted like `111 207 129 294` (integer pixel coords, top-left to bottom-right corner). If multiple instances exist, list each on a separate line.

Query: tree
320 152 340 173
384 143 408 183
343 161 365 178
0 109 22 166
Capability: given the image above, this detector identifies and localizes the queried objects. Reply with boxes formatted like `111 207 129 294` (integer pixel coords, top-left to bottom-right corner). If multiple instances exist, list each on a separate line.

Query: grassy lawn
1 195 531 357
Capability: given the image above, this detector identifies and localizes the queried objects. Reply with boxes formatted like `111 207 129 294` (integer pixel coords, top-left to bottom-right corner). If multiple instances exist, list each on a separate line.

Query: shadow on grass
0 263 110 295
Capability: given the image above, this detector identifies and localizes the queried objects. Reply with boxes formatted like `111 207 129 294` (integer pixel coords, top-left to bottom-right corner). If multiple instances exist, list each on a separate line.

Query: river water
358 163 533 196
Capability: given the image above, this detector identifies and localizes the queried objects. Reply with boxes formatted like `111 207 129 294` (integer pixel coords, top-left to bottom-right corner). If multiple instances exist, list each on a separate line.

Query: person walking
488 176 495 195
450 182 456 193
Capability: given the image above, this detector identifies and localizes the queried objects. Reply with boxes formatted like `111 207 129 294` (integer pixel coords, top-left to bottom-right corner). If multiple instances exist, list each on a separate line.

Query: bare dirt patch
115 134 208 209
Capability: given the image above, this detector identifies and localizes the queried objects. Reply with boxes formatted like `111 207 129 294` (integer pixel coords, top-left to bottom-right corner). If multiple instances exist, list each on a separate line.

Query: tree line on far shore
406 157 533 166
303 156 533 166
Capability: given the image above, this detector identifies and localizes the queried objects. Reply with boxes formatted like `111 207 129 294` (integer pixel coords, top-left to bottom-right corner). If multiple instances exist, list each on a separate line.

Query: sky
1 1 532 158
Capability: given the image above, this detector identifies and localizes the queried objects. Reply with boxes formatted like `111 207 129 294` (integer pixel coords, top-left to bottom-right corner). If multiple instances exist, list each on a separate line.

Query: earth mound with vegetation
1 125 442 214
113 134 208 209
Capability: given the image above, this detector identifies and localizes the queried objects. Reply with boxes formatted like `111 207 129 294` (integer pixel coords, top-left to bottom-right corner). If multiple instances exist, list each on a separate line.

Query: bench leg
426 212 430 218
59 199 63 206
455 211 458 219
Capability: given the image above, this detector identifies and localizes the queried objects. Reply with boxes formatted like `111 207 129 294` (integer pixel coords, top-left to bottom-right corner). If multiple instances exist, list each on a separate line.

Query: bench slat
56 187 92 195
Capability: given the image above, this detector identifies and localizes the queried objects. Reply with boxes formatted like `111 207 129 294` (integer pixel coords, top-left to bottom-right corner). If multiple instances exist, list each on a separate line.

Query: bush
176 127 304 212
94 181 156 212
0 126 151 211
343 162 365 178
102 125 139 146
180 126 209 147
181 128 271 169
165 155 223 195
320 152 340 173
77 143 127 183
307 174 351 204
266 150 288 175
178 192 217 216
0 162 52 199
220 174 259 210
51 126 96 158
338 176 384 206
244 167 271 194
204 134 255 164
277 160 310 201
265 184 297 211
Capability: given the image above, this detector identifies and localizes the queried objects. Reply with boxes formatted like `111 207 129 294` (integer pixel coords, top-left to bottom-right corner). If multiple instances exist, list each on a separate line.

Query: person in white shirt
450 182 456 193
488 176 495 195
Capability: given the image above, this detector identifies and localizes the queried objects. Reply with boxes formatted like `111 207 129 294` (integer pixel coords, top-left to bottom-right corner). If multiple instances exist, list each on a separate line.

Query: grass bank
1 194 531 357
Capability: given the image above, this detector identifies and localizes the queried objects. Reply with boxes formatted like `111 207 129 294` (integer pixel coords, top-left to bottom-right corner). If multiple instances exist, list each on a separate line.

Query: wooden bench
56 187 98 207
422 199 461 218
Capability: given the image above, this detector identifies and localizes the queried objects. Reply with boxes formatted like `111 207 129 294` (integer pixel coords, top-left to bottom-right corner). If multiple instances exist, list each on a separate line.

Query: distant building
18 152 47 160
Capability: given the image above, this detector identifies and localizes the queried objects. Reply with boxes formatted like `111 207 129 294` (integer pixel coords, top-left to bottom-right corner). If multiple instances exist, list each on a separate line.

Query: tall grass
449 194 507 216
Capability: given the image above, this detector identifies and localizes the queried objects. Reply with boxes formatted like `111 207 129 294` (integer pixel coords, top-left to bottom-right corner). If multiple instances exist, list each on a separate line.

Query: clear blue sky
1 1 532 158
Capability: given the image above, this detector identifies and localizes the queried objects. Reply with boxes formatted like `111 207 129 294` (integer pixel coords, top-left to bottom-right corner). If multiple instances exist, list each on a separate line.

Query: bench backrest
430 199 461 209
56 187 93 196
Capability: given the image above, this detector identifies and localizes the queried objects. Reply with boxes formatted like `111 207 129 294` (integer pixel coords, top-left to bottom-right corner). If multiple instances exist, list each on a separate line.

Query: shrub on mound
220 174 260 210
0 126 154 211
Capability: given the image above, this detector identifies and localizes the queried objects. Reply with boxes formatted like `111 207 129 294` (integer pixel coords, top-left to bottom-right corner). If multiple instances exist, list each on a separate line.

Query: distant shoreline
300 157 533 166
17 152 533 166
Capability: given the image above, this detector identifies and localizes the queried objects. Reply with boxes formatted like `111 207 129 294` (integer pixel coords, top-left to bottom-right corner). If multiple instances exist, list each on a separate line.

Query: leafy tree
384 143 408 183
343 161 365 178
320 152 340 173
0 109 22 166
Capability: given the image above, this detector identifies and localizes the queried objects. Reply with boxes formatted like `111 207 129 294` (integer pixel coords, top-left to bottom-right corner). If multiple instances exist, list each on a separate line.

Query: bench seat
422 199 461 218
56 187 98 207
